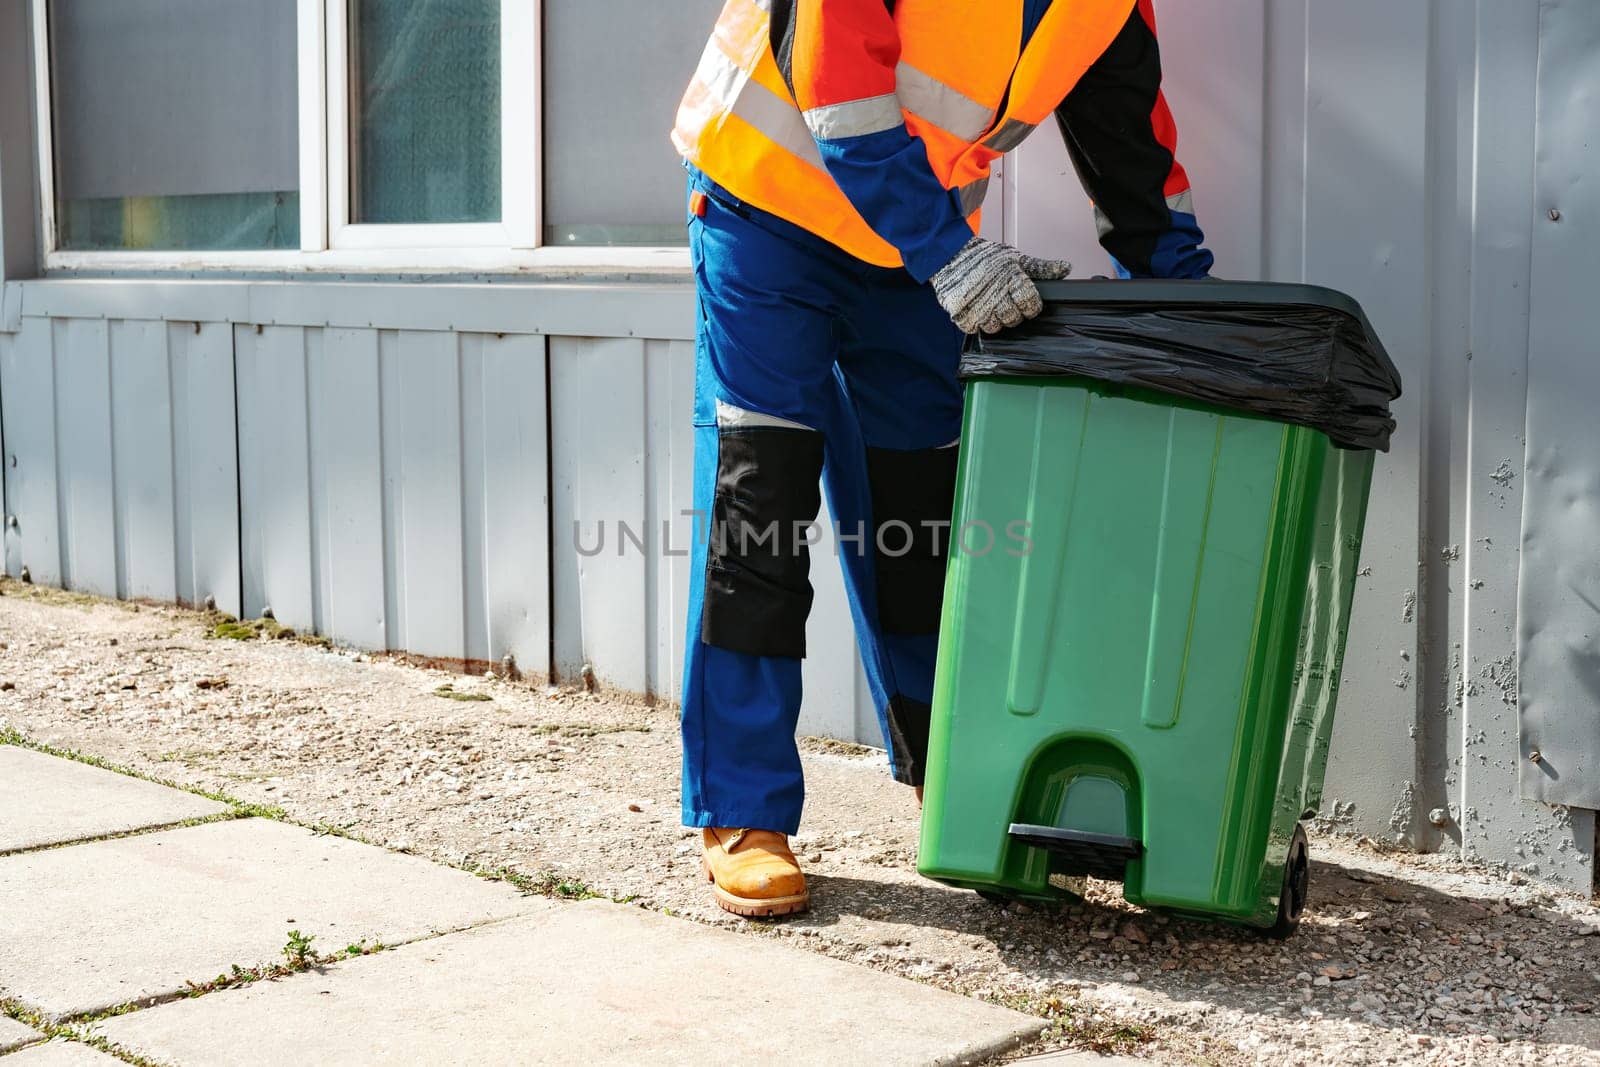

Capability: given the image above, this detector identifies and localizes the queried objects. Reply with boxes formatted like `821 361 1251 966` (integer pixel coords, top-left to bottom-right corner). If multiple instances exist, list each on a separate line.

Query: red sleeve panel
771 1 901 108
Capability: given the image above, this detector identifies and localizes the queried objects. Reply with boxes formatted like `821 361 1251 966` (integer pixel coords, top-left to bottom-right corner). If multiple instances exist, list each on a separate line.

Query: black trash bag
960 280 1403 452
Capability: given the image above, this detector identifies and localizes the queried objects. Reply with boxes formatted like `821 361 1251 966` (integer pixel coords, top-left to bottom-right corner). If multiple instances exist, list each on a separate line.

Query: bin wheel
1265 823 1311 939
975 889 1013 907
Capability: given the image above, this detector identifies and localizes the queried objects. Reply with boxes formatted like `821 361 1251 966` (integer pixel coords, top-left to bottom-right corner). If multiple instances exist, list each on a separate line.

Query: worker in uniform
673 0 1214 917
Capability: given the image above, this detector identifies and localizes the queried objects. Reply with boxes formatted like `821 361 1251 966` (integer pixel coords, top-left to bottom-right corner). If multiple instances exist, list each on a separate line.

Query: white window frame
325 0 537 251
30 0 690 273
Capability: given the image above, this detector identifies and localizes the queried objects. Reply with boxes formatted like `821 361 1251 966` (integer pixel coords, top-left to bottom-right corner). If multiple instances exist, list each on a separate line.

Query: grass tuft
474 865 600 901
991 991 1157 1057
433 684 493 703
1 996 167 1067
283 929 316 967
207 613 332 649
211 616 292 641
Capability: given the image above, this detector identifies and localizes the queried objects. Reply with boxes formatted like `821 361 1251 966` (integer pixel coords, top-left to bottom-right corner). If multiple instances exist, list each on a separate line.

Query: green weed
433 684 492 703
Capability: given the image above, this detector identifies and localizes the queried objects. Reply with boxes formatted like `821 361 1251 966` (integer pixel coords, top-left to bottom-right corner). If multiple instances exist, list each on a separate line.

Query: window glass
542 0 724 246
49 0 299 251
351 0 501 225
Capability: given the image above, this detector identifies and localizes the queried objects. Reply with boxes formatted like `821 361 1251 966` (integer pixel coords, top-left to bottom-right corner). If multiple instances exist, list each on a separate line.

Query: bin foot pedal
1008 824 1142 882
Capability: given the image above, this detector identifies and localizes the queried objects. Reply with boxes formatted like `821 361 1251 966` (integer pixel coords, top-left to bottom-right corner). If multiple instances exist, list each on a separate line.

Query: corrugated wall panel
1300 0 1432 846
377 330 407 651
314 327 386 650
0 316 60 585
387 330 467 660
1156 0 1266 280
109 319 178 603
1518 0 1600 812
1261 0 1307 280
547 341 581 681
1457 0 1592 883
54 318 117 597
169 321 241 616
1421 0 1476 863
236 324 316 629
550 337 651 690
234 323 555 671
477 333 551 679
0 330 9 573
460 335 492 665
642 338 694 701
1 316 238 610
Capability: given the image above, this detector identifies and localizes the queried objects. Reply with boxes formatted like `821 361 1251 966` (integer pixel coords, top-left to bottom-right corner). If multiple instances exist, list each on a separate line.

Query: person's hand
930 236 1071 334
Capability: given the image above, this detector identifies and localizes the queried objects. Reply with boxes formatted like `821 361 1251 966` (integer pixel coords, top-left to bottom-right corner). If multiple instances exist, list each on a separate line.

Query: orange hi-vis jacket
673 0 1198 279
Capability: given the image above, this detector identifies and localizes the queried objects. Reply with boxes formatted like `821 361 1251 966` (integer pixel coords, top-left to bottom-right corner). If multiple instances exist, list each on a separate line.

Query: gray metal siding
1518 0 1600 812
236 324 316 628
55 318 117 597
473 333 551 677
1 318 61 586
316 327 386 650
1457 1 1548 873
0 315 241 613
170 322 241 616
1294 0 1430 857
1 311 556 677
551 336 657 693
108 319 177 601
228 322 554 671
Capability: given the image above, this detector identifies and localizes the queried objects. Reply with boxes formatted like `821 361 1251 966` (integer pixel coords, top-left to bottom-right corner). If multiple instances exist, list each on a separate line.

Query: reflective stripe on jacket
672 0 1139 277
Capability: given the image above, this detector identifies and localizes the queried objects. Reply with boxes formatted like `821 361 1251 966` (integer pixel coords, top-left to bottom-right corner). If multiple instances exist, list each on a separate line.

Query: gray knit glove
930 236 1072 334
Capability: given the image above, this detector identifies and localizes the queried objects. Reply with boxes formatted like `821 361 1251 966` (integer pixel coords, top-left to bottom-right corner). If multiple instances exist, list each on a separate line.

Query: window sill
10 268 698 342
42 245 694 276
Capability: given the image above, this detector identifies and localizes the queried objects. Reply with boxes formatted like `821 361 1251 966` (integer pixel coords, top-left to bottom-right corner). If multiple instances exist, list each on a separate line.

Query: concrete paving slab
1 1040 123 1066
0 818 549 1018
0 747 227 852
101 900 1044 1066
0 1015 45 1054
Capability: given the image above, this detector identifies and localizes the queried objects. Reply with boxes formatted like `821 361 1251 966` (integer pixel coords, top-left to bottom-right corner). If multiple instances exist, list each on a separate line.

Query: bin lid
960 279 1403 452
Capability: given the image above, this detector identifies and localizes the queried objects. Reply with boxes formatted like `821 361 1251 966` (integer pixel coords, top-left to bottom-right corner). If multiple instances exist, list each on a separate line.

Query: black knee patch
702 427 824 659
865 446 959 635
885 694 932 786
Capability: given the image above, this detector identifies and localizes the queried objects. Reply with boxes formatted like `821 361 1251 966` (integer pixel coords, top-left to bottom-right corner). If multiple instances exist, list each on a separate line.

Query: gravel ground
1 581 1595 1066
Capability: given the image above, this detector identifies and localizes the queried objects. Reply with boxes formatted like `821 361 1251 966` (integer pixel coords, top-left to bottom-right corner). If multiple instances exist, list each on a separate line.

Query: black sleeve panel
769 0 799 97
1053 9 1175 276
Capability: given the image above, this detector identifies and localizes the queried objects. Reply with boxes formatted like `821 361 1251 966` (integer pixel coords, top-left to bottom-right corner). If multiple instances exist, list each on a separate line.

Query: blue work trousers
680 168 965 835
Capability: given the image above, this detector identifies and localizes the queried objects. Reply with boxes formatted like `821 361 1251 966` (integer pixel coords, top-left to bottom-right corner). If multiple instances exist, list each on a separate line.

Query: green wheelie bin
917 280 1401 937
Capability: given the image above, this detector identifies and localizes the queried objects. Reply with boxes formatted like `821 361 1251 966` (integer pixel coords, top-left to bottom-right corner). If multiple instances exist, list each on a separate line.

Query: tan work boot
701 827 809 918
